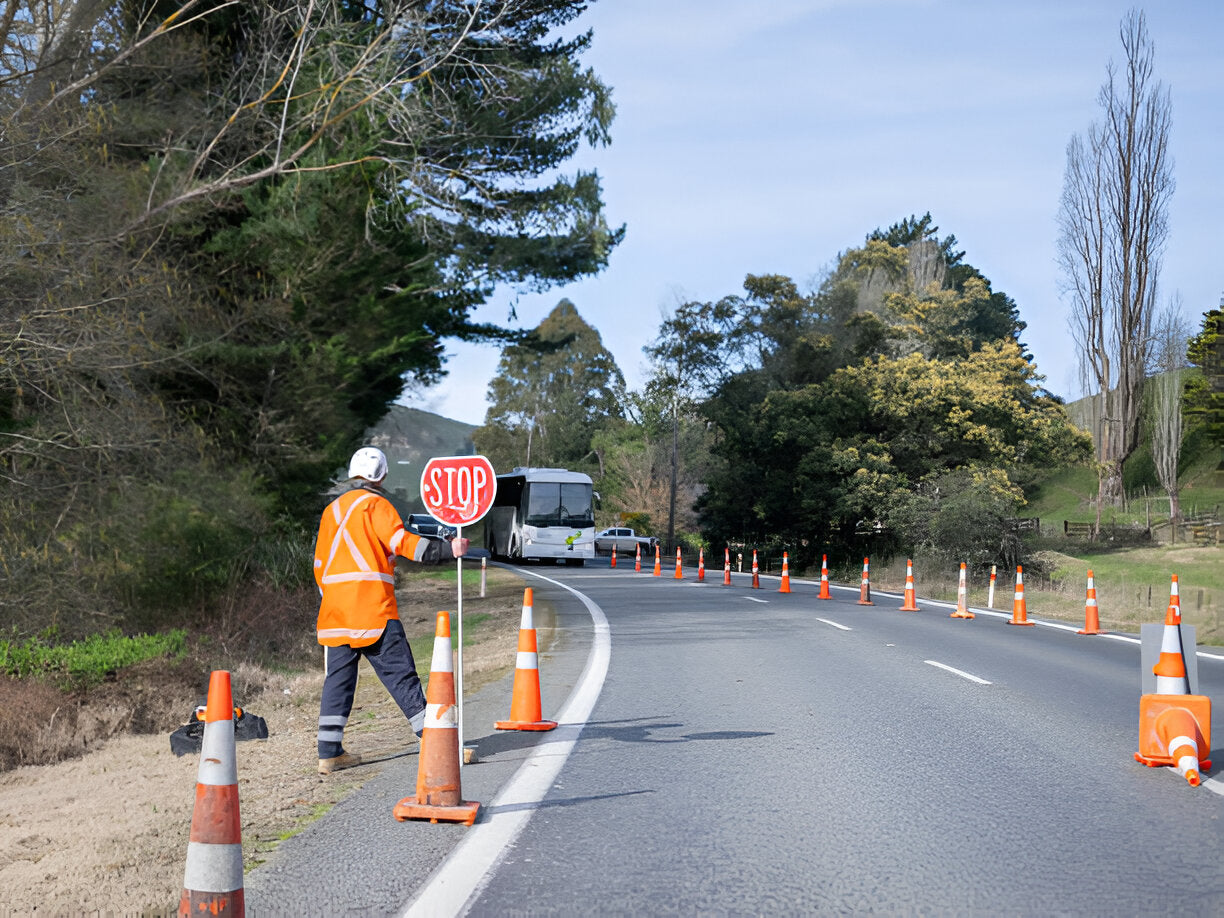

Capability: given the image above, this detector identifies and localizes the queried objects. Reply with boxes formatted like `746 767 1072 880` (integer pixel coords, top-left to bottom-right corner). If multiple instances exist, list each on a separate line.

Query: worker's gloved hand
450 537 470 557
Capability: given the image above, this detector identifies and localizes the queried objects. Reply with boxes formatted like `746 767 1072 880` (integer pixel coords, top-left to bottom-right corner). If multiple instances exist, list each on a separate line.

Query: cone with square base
653 545 661 577
1006 566 1034 626
779 552 791 593
394 612 480 825
818 554 831 600
857 558 873 605
495 589 557 732
723 548 731 586
899 559 919 611
950 562 974 619
1077 570 1101 635
674 546 683 579
697 548 706 582
180 670 244 917
1152 600 1191 695
751 549 760 588
1135 694 1212 787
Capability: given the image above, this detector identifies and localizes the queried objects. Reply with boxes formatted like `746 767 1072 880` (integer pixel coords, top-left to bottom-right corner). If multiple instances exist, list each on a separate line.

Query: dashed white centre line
816 618 851 631
745 597 769 604
925 660 992 685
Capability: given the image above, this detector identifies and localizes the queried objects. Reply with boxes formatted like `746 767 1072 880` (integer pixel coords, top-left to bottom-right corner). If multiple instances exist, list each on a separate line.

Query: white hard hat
348 447 388 482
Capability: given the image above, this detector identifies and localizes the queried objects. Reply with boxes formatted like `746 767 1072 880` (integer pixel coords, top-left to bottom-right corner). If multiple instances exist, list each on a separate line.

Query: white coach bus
484 467 596 566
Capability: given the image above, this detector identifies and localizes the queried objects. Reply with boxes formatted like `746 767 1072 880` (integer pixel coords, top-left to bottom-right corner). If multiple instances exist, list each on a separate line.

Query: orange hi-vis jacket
314 487 445 648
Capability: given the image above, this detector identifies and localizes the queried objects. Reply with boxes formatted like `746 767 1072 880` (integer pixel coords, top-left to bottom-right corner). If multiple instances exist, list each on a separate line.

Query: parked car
406 513 457 541
593 527 659 556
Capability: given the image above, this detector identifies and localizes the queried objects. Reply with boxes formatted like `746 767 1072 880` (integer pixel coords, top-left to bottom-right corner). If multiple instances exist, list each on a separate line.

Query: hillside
365 406 477 512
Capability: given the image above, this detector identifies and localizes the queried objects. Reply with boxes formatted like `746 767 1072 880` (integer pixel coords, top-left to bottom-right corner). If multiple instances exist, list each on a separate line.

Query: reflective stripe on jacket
313 487 444 648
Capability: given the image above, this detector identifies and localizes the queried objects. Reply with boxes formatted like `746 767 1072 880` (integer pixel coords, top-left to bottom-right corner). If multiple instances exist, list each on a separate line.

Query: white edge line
816 618 851 632
401 569 611 918
924 660 992 685
1199 774 1224 797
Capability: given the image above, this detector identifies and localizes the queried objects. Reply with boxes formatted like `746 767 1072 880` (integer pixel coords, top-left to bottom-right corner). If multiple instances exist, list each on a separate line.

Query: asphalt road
246 563 1224 916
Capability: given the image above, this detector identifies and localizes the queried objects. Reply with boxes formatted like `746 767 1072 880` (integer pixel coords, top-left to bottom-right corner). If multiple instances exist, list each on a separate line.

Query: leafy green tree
475 300 624 475
1184 307 1224 449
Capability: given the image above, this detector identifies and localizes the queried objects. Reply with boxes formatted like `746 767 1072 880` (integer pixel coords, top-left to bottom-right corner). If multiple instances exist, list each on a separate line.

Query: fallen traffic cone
723 547 731 586
495 589 558 732
1135 694 1213 786
1077 570 1101 635
1153 600 1191 695
610 545 617 568
394 612 481 825
950 562 974 619
818 554 831 600
779 552 792 593
1006 566 1034 626
899 559 919 611
857 557 873 605
653 545 662 577
751 549 760 589
635 544 642 573
697 547 706 582
674 546 683 579
180 670 244 917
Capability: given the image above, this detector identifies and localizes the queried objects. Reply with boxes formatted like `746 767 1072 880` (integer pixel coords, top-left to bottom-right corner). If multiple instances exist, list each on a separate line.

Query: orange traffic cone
950 562 974 619
778 552 792 593
1169 574 1181 615
899 559 919 611
723 547 731 586
751 549 760 588
857 557 873 605
1153 600 1191 695
180 671 244 917
818 554 831 600
674 546 683 579
653 545 662 577
1007 566 1034 626
1077 570 1101 635
610 545 617 569
393 612 481 825
635 544 642 573
495 589 557 732
697 547 706 582
1136 695 1213 786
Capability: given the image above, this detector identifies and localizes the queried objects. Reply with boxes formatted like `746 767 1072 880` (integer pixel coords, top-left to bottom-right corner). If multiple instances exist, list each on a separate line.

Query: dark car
406 513 457 541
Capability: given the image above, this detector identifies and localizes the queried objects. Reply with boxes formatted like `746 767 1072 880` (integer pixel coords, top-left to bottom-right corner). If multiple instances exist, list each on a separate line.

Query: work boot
318 751 362 775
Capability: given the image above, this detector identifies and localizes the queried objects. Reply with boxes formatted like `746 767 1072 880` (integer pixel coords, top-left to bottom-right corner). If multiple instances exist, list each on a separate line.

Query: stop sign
419 455 497 528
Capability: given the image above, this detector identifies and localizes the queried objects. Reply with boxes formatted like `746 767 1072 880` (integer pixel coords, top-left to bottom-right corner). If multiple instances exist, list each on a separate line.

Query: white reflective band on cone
1168 735 1198 755
425 702 458 729
430 638 453 673
182 842 243 891
198 725 237 786
516 652 538 669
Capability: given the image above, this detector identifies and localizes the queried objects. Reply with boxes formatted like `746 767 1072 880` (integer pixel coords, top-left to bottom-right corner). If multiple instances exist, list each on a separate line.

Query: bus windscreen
524 482 594 528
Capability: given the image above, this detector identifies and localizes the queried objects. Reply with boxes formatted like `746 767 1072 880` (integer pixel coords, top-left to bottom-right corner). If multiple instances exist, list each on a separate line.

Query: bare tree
1058 9 1173 530
1149 294 1190 540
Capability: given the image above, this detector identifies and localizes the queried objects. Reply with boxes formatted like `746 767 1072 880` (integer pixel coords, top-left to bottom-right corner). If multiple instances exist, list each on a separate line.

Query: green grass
0 628 187 687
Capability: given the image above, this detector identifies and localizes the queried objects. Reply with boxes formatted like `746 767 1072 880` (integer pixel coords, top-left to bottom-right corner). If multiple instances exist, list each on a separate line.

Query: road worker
314 446 468 775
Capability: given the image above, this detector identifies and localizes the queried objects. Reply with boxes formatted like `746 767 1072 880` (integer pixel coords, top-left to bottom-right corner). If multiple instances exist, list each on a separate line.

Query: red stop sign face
419 455 497 527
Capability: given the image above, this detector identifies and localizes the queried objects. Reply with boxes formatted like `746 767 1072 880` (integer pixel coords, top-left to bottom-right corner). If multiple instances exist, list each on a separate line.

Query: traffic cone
653 545 661 577
393 612 481 825
899 559 919 611
857 557 873 605
1006 566 1034 626
751 549 760 589
818 554 831 600
610 545 617 569
674 546 683 579
697 547 706 582
1135 695 1213 786
495 589 558 732
180 670 244 917
1153 601 1191 695
1077 570 1101 635
950 562 974 619
635 544 642 573
778 552 792 593
723 547 731 586
1169 574 1181 615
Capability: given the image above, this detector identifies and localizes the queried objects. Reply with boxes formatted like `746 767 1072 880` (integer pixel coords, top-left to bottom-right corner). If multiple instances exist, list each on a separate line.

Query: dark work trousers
317 618 426 759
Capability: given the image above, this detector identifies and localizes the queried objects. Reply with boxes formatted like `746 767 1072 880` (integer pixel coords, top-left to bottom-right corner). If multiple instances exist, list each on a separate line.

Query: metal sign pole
456 523 464 763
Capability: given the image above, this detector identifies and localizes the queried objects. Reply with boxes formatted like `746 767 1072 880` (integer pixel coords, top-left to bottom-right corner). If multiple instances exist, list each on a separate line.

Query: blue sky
404 0 1223 426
